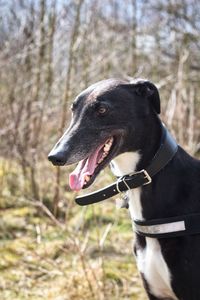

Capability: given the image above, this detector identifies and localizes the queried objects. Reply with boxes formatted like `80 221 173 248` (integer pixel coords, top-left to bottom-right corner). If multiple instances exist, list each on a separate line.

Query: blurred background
0 0 200 299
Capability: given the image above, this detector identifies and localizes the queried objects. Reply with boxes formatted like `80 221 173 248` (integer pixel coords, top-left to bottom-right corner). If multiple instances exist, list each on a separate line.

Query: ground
0 160 146 300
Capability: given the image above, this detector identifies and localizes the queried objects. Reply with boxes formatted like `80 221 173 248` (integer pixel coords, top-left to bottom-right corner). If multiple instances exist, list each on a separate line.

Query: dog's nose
48 150 66 166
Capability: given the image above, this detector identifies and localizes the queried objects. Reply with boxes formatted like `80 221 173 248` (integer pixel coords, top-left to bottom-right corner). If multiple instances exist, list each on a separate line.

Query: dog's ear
134 81 161 114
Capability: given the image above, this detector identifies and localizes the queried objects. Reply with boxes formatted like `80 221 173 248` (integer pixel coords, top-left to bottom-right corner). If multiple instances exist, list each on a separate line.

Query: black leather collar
75 124 178 206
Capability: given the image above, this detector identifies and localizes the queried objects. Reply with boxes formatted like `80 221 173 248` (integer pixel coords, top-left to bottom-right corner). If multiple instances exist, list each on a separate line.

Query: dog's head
48 78 160 191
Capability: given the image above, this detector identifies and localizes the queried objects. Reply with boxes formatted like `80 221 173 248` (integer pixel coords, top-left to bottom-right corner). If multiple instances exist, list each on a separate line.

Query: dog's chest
128 189 178 300
111 152 178 300
135 236 178 299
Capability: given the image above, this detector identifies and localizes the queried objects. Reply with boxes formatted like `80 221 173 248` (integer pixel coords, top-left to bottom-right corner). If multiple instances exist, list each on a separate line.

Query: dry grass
0 160 146 300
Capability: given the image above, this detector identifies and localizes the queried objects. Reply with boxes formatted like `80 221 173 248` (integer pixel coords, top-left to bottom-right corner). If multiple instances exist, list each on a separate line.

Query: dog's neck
111 117 163 220
110 152 141 177
136 116 162 171
111 116 163 176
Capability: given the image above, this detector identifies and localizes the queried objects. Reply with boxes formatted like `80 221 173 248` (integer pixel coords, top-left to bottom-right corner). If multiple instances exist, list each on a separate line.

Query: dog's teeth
98 137 114 165
109 137 114 143
98 158 103 164
85 175 90 182
104 145 110 152
103 137 113 152
108 140 113 145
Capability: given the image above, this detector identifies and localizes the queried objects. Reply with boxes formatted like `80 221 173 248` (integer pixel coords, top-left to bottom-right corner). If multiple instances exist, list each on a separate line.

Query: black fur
48 78 200 300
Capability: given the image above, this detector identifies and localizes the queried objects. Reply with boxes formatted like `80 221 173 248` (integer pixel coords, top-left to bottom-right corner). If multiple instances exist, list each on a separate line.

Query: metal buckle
128 169 152 186
115 177 130 209
141 169 152 185
116 169 152 193
116 176 131 193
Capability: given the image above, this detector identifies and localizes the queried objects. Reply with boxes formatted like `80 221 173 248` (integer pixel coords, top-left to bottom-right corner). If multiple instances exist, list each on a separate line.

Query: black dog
48 78 200 300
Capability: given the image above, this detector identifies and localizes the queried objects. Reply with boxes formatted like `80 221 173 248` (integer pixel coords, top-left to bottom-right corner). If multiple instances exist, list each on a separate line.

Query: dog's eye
97 105 108 115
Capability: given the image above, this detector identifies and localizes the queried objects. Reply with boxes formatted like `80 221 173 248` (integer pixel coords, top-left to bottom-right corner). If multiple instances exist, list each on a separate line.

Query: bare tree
0 0 200 215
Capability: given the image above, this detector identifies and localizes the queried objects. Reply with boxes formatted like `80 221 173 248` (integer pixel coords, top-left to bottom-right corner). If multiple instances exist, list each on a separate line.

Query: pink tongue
69 145 102 191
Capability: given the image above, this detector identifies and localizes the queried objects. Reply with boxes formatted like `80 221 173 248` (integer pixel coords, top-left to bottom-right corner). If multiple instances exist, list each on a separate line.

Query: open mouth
69 136 117 191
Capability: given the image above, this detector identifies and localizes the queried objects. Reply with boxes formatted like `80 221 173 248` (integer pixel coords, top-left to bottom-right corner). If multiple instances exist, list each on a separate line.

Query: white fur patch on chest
111 152 141 177
111 152 143 220
136 238 178 300
111 151 178 300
